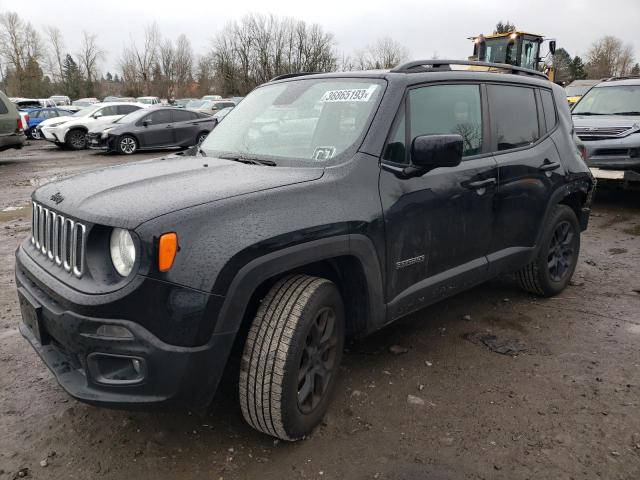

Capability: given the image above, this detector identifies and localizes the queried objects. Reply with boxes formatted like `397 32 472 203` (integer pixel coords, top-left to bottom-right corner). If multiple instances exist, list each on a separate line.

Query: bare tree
44 26 65 82
78 31 104 95
174 34 194 95
342 37 409 70
586 36 635 78
126 23 160 95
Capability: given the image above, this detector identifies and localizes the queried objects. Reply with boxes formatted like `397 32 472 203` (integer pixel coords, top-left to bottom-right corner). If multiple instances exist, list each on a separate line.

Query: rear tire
239 275 345 441
65 129 87 150
28 128 41 140
517 205 580 297
117 135 138 155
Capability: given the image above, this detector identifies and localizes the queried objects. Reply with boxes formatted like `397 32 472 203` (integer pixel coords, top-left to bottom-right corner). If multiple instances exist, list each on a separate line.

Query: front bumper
15 247 235 409
87 133 109 150
40 126 65 143
580 135 640 171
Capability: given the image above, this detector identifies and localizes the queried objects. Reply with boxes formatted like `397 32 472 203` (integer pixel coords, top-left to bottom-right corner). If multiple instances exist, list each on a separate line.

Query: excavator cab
470 32 556 81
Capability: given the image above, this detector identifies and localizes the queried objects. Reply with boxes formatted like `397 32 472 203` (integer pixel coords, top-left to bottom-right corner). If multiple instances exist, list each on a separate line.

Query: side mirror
92 111 103 119
411 134 463 170
142 120 150 127
549 40 557 55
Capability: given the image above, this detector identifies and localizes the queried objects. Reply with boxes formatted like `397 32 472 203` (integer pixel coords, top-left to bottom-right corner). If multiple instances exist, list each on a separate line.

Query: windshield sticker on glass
320 86 378 103
312 146 336 161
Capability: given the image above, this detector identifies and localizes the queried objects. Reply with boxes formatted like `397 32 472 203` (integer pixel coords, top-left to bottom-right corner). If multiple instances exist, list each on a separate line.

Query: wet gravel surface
1 143 639 480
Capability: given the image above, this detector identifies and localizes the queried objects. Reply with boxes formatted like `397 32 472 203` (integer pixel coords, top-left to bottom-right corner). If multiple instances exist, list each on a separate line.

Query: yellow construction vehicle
469 31 557 82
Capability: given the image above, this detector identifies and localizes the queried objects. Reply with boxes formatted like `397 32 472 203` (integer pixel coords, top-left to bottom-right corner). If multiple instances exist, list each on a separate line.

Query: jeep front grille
31 202 86 277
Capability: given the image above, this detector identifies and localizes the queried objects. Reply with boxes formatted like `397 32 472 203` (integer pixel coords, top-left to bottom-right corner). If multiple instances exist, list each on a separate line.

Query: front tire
117 135 138 155
239 275 345 441
196 131 208 145
65 129 87 150
517 205 580 296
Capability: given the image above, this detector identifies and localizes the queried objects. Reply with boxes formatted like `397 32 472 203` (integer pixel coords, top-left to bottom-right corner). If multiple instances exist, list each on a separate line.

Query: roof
596 77 640 87
471 31 544 40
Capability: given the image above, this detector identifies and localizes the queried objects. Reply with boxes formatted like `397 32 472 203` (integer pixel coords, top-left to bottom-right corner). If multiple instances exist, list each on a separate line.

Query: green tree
631 63 640 76
552 48 572 84
62 54 83 99
105 71 113 82
569 56 587 81
494 21 516 34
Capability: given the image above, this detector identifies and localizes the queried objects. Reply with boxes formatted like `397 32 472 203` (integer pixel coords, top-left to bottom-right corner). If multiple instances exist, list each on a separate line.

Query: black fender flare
533 179 591 251
213 234 386 336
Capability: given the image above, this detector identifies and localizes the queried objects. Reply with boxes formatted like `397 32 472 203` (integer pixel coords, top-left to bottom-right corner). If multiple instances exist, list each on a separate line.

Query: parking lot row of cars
2 94 241 155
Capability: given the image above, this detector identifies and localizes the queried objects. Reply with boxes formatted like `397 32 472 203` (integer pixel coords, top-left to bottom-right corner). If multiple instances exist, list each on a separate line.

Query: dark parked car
16 61 594 442
87 107 216 154
0 90 26 152
572 76 640 186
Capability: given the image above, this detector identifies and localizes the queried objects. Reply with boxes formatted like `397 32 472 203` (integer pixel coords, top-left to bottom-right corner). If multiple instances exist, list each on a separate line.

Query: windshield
566 85 593 97
573 85 640 115
186 100 204 108
72 106 100 117
484 37 518 65
200 78 384 164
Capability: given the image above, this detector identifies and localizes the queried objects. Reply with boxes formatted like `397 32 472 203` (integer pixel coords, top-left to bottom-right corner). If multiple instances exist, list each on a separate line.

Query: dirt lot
1 142 639 480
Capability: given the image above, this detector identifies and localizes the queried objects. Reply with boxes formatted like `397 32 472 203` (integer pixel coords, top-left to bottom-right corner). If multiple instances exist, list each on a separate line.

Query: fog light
96 324 134 339
87 353 146 385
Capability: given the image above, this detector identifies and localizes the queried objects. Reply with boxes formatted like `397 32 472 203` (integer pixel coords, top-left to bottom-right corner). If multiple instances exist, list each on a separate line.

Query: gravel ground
1 142 639 480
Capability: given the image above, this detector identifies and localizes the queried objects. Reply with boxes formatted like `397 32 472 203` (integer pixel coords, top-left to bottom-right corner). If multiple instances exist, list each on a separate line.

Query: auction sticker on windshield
320 85 378 103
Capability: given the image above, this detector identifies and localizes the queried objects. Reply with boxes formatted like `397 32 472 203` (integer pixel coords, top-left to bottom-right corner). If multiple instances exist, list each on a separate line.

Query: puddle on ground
627 324 640 335
623 224 640 236
608 247 628 255
0 205 31 222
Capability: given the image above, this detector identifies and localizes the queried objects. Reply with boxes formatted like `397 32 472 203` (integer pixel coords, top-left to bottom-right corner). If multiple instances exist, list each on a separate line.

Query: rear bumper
0 132 26 151
15 247 235 409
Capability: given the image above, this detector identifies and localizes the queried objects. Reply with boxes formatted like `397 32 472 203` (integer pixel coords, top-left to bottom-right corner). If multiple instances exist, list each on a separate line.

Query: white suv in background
136 96 161 106
39 102 146 150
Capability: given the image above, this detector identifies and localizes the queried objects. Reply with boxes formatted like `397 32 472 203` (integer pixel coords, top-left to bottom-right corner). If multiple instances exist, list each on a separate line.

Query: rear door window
488 84 540 151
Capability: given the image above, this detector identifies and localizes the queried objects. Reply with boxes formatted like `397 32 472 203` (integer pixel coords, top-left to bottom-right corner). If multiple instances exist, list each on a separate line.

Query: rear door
379 83 498 320
487 83 564 274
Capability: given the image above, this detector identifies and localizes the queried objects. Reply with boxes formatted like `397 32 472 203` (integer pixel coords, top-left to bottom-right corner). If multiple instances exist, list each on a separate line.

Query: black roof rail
390 59 549 80
269 72 321 82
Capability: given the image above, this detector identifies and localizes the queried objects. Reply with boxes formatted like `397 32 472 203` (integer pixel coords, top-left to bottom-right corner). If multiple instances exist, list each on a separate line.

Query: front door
379 83 497 320
140 109 175 147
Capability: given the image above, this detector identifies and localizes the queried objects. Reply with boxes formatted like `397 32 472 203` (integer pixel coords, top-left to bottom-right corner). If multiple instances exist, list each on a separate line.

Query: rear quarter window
0 97 8 114
540 89 557 132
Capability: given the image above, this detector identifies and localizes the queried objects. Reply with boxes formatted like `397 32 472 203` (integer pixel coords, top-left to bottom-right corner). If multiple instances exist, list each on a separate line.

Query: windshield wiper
612 111 640 116
218 154 276 166
573 112 606 116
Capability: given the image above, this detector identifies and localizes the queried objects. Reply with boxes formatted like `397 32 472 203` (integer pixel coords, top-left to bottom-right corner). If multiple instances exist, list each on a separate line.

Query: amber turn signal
158 233 178 272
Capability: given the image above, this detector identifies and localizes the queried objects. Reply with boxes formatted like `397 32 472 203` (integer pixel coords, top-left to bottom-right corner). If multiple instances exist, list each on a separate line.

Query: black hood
33 155 324 229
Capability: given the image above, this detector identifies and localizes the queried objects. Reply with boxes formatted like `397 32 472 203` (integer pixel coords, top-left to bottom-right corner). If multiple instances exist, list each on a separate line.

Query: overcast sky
1 0 638 74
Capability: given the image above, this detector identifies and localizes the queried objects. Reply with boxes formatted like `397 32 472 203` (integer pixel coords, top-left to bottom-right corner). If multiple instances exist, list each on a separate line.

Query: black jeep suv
16 60 594 441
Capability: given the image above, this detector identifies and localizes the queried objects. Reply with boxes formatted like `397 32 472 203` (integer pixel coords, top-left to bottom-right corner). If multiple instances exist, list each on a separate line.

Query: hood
573 114 640 130
39 115 73 127
33 155 324 229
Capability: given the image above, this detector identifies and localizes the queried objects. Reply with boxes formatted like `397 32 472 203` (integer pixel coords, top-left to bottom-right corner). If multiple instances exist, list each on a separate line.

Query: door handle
539 161 560 171
165 124 174 129
467 178 497 189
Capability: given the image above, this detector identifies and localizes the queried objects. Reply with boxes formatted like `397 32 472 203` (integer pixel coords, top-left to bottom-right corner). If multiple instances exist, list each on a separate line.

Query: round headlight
110 228 136 276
